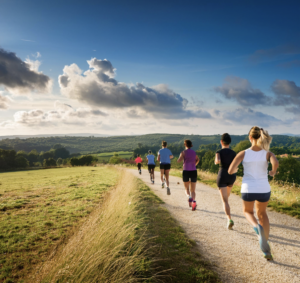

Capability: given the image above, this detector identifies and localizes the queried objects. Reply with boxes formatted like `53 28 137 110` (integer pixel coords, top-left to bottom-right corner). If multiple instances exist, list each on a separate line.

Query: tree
43 158 57 167
275 157 300 184
233 140 251 153
201 151 219 173
57 158 63 166
52 143 64 149
109 155 122 164
54 147 70 159
15 156 29 168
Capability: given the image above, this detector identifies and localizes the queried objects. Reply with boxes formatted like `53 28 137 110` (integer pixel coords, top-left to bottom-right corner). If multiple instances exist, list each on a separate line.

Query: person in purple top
177 140 199 211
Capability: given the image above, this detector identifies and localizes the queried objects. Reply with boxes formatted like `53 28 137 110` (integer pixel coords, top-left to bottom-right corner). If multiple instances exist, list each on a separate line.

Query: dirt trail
129 169 300 283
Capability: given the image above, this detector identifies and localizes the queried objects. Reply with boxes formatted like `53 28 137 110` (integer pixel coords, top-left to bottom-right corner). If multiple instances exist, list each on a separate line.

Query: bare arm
195 155 199 166
170 155 174 159
268 151 279 176
214 153 220 165
157 155 160 162
228 151 245 175
177 152 184 162
177 151 184 162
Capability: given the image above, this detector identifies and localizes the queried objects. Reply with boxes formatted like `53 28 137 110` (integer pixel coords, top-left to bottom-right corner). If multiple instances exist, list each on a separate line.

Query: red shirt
135 157 142 164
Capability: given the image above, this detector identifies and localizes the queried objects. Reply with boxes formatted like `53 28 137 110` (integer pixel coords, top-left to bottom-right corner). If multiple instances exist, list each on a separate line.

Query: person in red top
135 154 143 174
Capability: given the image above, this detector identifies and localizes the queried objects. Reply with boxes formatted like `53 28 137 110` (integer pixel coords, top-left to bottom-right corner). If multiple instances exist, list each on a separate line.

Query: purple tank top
183 149 197 171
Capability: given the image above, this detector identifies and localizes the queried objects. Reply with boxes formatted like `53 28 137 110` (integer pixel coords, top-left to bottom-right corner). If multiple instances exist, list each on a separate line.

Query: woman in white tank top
228 126 279 261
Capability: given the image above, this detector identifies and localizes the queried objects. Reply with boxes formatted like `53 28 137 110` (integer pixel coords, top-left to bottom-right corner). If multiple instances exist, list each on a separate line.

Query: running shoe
152 180 155 184
167 187 171 195
192 201 197 211
257 224 271 255
162 182 165 188
188 197 193 207
263 251 273 261
253 226 259 235
227 220 234 230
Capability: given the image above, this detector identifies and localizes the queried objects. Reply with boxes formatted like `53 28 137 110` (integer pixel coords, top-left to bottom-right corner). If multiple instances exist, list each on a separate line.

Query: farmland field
0 166 120 282
90 151 132 162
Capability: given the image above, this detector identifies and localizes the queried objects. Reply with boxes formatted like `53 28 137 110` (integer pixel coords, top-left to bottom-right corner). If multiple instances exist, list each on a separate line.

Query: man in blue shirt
157 141 173 195
146 150 156 184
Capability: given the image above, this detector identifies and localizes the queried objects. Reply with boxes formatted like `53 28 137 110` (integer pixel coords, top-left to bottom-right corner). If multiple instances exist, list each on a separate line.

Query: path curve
128 169 300 283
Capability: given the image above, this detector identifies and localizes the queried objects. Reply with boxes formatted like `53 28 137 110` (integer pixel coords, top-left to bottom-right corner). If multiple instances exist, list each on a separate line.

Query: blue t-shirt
147 154 155 165
158 148 172 164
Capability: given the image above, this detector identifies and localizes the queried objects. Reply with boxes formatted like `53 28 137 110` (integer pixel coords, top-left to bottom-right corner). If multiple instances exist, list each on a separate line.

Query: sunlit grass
0 167 120 283
36 171 219 283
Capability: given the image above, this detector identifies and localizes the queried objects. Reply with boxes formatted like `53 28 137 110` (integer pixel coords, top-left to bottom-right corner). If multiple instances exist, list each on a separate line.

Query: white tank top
241 148 271 194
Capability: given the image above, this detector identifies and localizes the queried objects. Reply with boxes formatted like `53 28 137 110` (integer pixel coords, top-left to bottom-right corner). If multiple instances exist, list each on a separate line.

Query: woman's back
242 149 270 193
183 149 196 171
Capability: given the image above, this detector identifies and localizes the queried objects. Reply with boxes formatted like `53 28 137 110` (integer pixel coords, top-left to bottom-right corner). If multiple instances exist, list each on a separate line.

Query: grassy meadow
0 167 120 283
0 167 219 283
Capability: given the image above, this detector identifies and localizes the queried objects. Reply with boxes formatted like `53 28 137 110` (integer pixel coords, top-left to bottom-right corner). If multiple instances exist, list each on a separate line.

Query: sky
0 0 300 136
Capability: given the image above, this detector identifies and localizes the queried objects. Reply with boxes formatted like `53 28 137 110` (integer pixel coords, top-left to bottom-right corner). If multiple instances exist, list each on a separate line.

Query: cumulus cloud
0 48 51 94
59 58 211 119
0 93 11 109
0 101 107 129
214 76 271 107
221 108 283 127
249 44 300 63
271 79 300 118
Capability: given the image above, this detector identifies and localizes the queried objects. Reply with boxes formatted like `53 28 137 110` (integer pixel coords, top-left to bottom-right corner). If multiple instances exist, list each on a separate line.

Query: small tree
57 158 63 166
14 156 29 168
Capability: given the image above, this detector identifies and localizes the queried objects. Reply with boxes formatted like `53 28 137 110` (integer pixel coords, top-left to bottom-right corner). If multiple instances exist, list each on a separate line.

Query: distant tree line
0 143 98 170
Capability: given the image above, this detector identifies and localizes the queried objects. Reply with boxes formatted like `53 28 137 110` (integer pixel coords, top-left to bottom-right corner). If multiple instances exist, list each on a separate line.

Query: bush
109 156 122 164
43 158 57 167
276 157 300 184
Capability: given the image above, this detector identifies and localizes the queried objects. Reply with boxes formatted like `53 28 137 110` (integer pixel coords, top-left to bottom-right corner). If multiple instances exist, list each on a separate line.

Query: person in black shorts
215 133 236 230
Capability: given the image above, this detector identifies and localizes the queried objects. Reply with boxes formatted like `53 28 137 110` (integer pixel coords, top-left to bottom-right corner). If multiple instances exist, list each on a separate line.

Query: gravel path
128 169 300 283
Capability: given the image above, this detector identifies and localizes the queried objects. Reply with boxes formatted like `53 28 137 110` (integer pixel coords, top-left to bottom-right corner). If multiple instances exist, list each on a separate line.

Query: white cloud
58 58 211 119
0 101 107 129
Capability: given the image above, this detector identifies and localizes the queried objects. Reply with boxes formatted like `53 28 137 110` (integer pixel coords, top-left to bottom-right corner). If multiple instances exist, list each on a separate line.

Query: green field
0 167 120 282
91 151 132 162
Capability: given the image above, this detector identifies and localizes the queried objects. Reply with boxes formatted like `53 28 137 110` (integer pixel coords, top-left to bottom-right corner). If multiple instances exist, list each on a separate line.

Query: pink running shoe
188 197 193 207
192 201 197 211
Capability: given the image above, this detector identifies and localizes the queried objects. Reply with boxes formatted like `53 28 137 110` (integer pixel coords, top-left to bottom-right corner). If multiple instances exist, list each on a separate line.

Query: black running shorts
217 169 236 188
137 163 141 170
183 170 197 183
241 192 271 202
160 163 171 170
148 164 155 171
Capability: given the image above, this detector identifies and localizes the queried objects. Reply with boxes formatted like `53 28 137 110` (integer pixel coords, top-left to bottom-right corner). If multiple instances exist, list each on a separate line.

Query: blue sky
0 0 300 135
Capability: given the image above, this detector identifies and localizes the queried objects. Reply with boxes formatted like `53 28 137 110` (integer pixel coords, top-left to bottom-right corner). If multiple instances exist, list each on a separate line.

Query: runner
177 140 199 211
134 154 143 175
146 150 156 184
157 141 173 195
228 126 279 260
214 133 236 229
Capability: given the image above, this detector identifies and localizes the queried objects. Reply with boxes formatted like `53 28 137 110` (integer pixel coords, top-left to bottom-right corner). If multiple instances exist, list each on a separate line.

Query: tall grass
36 172 153 283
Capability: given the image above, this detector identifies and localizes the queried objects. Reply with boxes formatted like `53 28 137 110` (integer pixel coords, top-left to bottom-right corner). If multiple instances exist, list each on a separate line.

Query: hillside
0 134 299 154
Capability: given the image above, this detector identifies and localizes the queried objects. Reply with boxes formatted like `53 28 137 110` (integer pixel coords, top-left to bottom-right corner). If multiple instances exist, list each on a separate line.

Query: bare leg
190 182 196 200
151 169 155 180
219 187 231 220
256 201 270 239
164 170 170 187
160 169 165 183
184 182 190 197
243 201 258 227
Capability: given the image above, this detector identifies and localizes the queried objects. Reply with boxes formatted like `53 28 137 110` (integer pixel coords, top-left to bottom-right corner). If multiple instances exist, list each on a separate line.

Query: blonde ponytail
257 128 272 151
249 126 272 151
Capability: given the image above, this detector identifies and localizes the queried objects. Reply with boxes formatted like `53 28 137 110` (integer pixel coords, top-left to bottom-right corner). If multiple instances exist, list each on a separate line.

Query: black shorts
137 163 141 170
241 192 271 202
160 163 171 170
217 169 236 188
183 170 197 183
148 164 155 172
